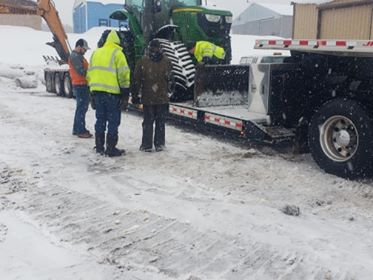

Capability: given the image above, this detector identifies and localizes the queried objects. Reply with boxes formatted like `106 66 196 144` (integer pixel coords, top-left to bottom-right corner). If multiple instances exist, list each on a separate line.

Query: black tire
54 72 64 96
45 71 55 93
308 98 373 179
158 39 195 102
63 73 73 98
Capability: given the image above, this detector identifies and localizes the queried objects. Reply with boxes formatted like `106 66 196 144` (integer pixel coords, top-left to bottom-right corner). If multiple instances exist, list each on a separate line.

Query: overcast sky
48 0 293 27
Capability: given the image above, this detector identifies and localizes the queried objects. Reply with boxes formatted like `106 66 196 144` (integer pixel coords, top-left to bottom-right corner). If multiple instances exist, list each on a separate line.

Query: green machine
109 0 233 101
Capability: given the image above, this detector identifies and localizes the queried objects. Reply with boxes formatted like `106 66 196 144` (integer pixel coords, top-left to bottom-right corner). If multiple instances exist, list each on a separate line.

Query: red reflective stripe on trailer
336 41 346 47
268 40 277 45
283 40 292 46
169 105 197 120
318 40 327 46
204 112 244 131
236 123 243 129
363 41 373 47
299 40 308 46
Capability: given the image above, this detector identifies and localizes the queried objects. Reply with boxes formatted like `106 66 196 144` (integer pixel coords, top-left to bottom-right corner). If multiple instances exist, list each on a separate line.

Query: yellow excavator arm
37 0 71 63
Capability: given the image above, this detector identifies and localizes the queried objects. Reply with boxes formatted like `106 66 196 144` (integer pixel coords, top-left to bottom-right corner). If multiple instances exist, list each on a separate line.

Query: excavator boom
37 0 71 63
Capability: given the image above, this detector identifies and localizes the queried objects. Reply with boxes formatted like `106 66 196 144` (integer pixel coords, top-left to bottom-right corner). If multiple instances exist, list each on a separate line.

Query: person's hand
119 88 130 110
131 96 141 105
120 95 129 110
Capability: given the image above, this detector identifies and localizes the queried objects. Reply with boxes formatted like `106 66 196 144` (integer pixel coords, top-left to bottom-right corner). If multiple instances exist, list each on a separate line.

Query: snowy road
1 84 373 279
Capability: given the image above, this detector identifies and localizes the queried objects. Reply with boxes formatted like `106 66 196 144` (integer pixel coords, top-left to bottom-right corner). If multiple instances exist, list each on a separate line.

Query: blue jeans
94 91 122 136
72 85 90 134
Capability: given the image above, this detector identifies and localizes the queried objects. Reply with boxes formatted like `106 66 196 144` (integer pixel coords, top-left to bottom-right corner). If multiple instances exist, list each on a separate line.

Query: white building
232 2 293 38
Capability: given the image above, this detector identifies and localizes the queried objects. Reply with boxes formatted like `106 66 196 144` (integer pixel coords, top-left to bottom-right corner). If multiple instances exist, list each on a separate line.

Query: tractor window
169 0 201 7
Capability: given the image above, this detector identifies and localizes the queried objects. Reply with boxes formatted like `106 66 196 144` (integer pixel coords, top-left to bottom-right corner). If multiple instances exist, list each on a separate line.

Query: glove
89 92 96 110
202 56 212 64
119 88 130 110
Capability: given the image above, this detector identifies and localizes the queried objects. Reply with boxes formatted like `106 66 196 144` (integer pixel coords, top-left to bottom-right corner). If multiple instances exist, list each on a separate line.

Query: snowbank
0 25 280 67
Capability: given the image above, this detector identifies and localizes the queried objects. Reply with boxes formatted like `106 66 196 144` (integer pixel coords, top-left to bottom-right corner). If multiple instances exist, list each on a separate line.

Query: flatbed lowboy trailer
167 39 373 179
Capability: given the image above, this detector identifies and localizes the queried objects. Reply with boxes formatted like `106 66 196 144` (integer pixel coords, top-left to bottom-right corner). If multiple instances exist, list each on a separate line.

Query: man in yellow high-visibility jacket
87 30 131 157
189 41 226 64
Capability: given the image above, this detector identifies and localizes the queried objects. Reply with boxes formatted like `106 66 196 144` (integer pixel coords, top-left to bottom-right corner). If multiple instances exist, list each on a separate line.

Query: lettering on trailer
204 113 243 131
169 105 198 120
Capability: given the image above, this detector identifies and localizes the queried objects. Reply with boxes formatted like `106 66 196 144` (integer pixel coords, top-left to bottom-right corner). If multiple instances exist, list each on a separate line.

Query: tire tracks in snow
1 164 366 280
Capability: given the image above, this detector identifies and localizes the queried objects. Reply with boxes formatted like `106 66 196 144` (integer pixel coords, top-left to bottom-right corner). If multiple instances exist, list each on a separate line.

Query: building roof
295 0 332 3
73 0 125 9
258 3 293 16
233 2 293 26
0 0 37 7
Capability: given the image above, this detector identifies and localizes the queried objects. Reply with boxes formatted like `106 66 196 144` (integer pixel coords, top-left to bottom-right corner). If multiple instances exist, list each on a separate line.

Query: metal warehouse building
73 0 126 33
232 2 293 38
293 0 373 39
0 0 41 30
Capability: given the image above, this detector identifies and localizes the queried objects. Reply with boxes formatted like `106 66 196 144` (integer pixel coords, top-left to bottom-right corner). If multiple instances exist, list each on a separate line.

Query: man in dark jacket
132 39 173 152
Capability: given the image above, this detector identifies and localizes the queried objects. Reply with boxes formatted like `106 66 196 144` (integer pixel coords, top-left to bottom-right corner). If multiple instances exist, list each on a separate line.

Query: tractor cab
110 0 232 63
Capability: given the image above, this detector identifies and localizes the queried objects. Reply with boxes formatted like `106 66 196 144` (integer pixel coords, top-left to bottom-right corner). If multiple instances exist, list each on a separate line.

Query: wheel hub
320 115 359 162
335 129 351 147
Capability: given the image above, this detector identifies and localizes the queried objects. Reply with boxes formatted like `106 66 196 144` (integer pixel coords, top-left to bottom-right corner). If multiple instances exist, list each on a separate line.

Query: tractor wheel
63 73 73 98
54 72 64 96
158 39 195 102
308 98 373 178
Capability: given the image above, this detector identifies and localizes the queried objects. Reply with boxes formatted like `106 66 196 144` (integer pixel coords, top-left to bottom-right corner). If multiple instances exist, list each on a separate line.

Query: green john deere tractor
109 0 233 101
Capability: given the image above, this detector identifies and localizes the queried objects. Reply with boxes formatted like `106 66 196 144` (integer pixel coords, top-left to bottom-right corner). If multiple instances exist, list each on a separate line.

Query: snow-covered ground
1 25 373 280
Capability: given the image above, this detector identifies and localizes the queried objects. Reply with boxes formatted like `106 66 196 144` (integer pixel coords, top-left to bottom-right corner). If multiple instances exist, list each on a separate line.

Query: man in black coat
132 39 173 152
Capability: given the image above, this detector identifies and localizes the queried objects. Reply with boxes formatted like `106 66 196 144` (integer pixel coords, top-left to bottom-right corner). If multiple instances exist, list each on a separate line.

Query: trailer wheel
63 73 73 98
54 73 64 96
45 71 55 93
308 98 373 178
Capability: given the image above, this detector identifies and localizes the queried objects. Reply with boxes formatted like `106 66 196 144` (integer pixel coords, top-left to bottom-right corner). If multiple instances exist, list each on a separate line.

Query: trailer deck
168 102 294 143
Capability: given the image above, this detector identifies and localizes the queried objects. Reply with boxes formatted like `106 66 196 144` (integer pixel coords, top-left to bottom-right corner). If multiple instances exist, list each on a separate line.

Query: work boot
77 131 93 138
155 145 165 152
105 134 125 157
95 133 105 155
140 146 152 152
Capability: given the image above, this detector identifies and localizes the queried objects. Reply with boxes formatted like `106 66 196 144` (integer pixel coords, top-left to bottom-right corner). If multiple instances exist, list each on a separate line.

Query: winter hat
148 39 162 61
76 39 90 50
148 39 161 53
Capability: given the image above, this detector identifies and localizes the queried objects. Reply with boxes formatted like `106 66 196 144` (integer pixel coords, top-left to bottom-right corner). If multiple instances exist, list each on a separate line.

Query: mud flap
194 65 250 107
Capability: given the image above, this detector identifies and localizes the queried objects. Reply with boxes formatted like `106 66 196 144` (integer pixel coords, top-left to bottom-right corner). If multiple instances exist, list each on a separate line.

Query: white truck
167 38 373 179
